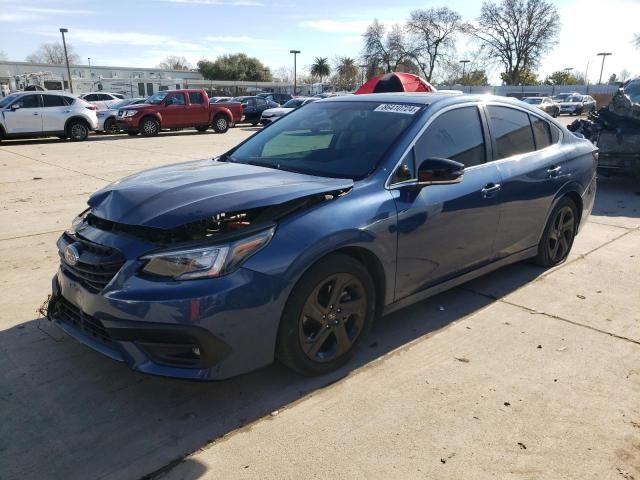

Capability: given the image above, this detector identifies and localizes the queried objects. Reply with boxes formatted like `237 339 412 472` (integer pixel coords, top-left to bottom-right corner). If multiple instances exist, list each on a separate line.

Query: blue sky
0 0 638 83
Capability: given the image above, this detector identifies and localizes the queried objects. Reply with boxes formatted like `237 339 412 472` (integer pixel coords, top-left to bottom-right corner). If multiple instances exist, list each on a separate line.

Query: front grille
58 232 125 293
54 296 113 347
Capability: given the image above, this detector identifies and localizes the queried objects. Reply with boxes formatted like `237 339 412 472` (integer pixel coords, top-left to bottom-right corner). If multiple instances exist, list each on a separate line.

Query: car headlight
140 227 275 280
122 110 138 117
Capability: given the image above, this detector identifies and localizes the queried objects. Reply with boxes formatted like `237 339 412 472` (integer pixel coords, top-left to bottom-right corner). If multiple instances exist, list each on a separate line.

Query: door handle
33 112 40 116
64 110 72 113
547 166 562 177
481 183 501 198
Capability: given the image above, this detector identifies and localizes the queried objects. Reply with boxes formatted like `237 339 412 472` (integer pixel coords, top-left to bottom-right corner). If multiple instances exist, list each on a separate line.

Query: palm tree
311 57 331 83
336 57 359 90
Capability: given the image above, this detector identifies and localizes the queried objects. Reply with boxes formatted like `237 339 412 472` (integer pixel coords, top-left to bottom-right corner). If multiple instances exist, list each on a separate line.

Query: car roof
13 91 70 96
321 92 542 110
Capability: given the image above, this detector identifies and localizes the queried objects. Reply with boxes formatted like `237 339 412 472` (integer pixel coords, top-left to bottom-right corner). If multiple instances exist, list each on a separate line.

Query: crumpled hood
88 160 353 228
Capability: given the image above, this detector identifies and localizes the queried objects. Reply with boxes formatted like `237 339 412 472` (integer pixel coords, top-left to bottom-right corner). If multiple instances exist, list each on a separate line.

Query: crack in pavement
0 229 64 242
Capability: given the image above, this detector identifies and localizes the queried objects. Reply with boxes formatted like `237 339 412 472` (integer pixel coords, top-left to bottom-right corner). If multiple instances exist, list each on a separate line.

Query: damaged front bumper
47 256 282 380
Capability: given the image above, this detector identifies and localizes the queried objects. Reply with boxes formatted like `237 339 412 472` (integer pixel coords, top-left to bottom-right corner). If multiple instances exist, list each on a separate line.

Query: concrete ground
0 119 638 480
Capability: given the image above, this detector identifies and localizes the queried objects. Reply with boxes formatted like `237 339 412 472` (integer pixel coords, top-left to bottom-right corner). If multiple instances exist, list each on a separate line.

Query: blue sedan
47 93 597 380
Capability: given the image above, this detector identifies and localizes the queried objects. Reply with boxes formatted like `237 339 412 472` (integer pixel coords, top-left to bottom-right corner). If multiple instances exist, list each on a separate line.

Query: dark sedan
47 93 597 380
231 95 279 125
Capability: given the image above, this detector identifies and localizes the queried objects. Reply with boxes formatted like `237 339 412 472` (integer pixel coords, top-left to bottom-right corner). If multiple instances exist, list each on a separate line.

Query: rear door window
188 92 204 105
414 106 486 168
43 95 66 107
487 106 536 159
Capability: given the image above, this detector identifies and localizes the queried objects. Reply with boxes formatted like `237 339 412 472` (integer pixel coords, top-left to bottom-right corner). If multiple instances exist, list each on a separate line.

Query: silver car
559 95 597 116
260 97 318 125
96 97 147 133
0 91 98 142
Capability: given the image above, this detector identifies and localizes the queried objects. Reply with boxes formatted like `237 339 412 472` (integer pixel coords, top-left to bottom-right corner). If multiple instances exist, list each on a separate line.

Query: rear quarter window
530 115 552 149
487 106 535 159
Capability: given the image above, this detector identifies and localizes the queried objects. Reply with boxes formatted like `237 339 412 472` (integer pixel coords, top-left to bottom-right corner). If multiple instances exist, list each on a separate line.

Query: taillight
86 105 97 111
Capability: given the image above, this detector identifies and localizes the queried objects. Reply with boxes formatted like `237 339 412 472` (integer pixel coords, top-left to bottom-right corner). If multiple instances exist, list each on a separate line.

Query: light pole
290 49 300 95
459 59 470 85
597 52 612 84
59 28 73 93
88 57 92 77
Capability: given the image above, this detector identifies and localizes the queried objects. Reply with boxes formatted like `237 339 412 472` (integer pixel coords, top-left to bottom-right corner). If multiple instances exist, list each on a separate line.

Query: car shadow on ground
2 265 544 480
592 175 640 219
1 178 633 480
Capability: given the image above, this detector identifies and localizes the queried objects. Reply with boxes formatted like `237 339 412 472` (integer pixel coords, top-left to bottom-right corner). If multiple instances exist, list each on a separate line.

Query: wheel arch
140 113 161 128
537 186 584 244
64 116 90 132
212 108 232 124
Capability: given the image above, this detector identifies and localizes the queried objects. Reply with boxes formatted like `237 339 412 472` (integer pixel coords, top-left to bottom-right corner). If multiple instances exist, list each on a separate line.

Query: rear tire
276 253 376 376
534 197 577 268
140 117 160 137
67 120 89 142
251 121 259 127
212 114 229 133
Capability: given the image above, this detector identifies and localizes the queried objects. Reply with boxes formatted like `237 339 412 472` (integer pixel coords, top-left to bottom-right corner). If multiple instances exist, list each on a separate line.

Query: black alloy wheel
277 254 375 375
534 198 577 267
298 273 367 363
141 118 160 137
67 121 89 142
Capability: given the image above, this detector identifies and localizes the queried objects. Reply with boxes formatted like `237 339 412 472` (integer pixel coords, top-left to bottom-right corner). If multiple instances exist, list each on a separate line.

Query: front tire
534 198 577 267
67 120 89 142
276 253 376 376
140 117 160 137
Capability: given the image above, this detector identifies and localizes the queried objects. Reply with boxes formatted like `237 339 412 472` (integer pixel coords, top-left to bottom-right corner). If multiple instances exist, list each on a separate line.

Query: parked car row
521 93 597 117
0 89 248 142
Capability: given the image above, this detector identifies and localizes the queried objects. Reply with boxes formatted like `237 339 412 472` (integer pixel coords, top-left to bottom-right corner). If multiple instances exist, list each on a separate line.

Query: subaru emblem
64 244 80 266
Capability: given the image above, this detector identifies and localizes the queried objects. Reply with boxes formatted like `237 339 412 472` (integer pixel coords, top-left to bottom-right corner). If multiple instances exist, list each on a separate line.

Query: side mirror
10 103 21 111
417 157 464 185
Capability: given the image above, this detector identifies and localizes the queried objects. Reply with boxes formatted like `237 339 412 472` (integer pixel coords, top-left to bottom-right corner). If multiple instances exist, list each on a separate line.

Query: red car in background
116 89 243 136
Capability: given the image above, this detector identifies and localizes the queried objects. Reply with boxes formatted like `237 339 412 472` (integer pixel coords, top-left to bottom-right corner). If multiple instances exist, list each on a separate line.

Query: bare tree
406 7 463 82
26 42 80 65
157 55 192 71
272 66 291 83
362 20 411 74
634 34 640 48
0 50 7 61
468 0 560 85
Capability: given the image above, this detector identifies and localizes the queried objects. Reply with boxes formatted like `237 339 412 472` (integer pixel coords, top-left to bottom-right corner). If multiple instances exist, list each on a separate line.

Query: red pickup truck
116 89 243 136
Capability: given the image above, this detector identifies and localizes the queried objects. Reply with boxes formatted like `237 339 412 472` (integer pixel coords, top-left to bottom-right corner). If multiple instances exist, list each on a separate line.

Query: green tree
545 70 580 86
0 50 7 61
310 57 331 83
501 67 539 85
333 57 358 91
469 0 560 85
197 53 272 81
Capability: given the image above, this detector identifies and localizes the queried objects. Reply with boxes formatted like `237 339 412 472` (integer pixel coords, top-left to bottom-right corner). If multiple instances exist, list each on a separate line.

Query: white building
0 60 204 97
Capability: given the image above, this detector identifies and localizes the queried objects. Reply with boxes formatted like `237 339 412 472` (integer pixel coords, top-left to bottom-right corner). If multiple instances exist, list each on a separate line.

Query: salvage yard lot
1 122 639 480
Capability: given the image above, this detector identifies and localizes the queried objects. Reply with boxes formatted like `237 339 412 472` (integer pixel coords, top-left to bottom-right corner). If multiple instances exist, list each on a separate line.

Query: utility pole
358 64 367 87
289 50 300 95
459 59 470 85
60 28 73 93
88 57 92 77
597 52 612 85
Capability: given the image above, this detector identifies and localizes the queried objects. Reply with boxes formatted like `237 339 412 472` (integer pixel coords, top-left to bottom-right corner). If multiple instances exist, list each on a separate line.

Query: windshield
282 99 305 108
0 94 19 108
554 94 571 101
146 91 170 104
625 80 640 103
524 98 542 104
225 101 421 180
567 96 583 102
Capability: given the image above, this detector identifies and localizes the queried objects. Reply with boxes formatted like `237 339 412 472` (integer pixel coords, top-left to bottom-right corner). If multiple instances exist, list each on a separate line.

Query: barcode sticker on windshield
374 104 421 115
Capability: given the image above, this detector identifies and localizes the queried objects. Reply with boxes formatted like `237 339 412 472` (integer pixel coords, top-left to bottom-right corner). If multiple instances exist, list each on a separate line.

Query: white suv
78 92 125 110
0 92 98 142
